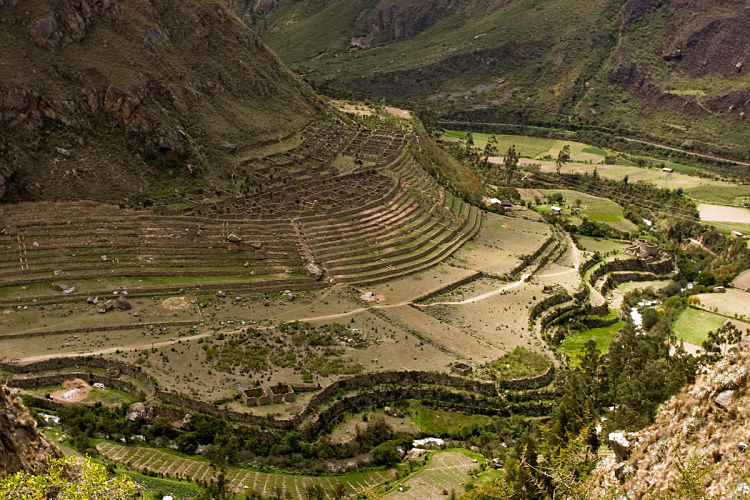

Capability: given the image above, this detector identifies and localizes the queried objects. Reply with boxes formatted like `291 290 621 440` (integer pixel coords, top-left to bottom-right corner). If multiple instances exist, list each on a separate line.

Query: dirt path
14 229 585 363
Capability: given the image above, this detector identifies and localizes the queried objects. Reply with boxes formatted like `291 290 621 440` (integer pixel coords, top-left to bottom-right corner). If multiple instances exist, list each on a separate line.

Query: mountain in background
0 0 328 202
236 0 750 160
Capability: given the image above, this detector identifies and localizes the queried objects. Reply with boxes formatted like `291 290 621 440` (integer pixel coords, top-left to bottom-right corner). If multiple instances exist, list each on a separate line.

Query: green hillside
236 0 750 163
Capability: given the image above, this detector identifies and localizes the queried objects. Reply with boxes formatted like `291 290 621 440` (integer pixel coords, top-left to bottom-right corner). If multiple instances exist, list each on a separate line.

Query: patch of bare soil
385 106 411 119
732 269 750 291
517 188 542 199
162 296 189 310
361 291 385 302
50 378 91 403
698 204 750 223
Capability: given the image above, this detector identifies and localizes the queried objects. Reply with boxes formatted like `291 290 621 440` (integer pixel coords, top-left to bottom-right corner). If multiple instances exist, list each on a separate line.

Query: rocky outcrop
28 0 122 51
593 334 750 498
0 0 325 202
0 385 62 477
612 0 750 116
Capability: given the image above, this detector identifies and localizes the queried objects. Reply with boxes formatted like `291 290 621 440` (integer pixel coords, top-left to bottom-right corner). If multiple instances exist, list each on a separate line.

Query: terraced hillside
0 121 480 308
97 442 394 498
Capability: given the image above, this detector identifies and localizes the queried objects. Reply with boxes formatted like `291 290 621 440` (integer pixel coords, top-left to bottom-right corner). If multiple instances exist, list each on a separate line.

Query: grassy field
672 307 727 346
684 184 750 206
576 236 629 255
692 289 750 322
539 189 635 232
411 402 492 437
486 346 551 380
442 130 610 163
560 321 625 367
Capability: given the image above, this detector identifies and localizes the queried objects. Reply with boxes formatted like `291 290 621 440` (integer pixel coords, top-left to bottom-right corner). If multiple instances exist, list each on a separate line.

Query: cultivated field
560 321 625 367
692 289 750 322
97 442 394 499
384 451 478 500
733 270 750 291
698 204 750 223
538 189 636 232
672 308 728 345
576 236 629 255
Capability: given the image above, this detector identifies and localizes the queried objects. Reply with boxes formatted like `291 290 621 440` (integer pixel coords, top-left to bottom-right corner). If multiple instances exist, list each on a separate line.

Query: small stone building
451 362 472 375
269 383 295 404
241 387 270 406
242 383 295 406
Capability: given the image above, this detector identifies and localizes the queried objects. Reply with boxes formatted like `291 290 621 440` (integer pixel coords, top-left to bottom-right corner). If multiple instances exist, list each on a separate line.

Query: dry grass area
449 213 551 276
375 305 500 363
733 269 750 291
365 264 478 305
693 288 750 321
420 281 549 356
0 296 201 337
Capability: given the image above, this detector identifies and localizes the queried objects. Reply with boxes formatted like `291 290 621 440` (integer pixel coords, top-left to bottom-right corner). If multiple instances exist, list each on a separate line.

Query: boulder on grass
116 296 132 310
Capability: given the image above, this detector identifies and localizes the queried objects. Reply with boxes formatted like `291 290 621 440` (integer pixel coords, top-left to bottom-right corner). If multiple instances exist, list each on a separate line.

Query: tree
702 323 743 363
465 132 475 155
372 440 401 465
331 483 348 500
504 144 519 184
555 144 570 175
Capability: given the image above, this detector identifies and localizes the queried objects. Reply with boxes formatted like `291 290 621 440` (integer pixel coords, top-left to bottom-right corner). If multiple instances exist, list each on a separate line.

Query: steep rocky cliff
0 0 327 202
0 385 62 477
593 336 750 498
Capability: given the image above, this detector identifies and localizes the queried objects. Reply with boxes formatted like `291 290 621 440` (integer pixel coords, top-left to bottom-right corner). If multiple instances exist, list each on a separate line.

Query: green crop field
576 236 629 255
683 184 750 206
672 307 727 346
98 442 394 499
442 130 612 163
560 321 625 367
411 402 492 437
487 346 551 380
539 189 635 231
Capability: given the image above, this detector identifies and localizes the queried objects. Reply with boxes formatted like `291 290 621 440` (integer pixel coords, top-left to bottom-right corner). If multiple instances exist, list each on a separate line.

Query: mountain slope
0 385 61 477
593 334 750 498
0 0 328 202
237 0 750 160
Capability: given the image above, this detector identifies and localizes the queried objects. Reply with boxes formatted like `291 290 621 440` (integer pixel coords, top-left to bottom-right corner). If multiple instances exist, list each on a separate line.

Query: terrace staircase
0 125 480 305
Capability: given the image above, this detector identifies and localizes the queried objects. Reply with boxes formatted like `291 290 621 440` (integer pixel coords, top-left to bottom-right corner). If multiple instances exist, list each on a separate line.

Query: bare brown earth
733 269 750 291
50 378 91 403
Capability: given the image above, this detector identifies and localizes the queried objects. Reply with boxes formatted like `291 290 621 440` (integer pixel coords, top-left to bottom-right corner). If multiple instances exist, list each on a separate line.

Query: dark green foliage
372 440 401 466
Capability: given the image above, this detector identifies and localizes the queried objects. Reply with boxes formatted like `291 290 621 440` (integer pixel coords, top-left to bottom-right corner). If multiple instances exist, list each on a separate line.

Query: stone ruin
241 383 295 406
625 239 660 260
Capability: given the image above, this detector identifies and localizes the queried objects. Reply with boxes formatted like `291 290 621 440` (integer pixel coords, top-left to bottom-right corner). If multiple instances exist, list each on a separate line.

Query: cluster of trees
466 281 744 498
